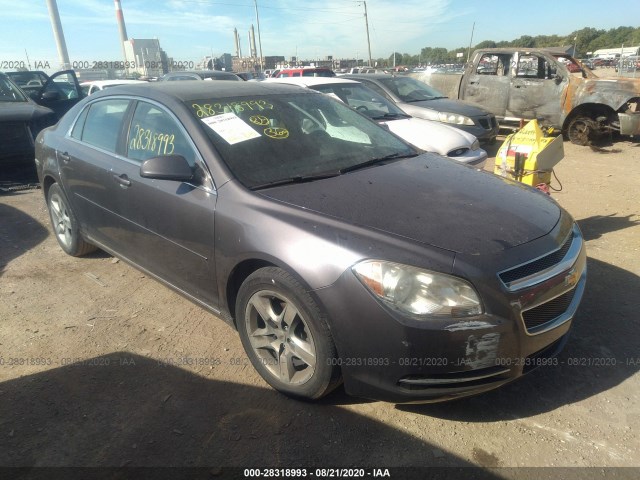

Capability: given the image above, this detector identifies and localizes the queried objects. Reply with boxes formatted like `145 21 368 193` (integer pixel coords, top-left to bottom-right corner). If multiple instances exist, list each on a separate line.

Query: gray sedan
36 81 586 402
348 73 499 143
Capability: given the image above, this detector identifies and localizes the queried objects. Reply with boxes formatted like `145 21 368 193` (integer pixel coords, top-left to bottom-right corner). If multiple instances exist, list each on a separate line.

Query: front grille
477 115 498 130
522 289 576 332
500 231 573 284
447 147 469 157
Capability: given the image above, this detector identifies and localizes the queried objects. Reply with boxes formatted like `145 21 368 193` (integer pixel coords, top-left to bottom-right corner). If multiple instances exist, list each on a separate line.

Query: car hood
0 101 54 122
401 97 490 117
380 117 477 155
259 154 561 256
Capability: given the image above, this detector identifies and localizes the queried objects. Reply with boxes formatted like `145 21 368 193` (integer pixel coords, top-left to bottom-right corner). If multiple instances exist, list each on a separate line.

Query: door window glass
80 99 130 152
127 102 196 166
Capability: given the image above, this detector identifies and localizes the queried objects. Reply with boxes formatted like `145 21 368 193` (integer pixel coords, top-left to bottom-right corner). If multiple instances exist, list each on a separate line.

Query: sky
0 0 639 71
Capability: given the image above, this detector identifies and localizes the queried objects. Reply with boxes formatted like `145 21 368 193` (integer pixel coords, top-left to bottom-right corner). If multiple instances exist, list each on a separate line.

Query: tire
46 183 96 256
236 267 342 400
566 115 596 146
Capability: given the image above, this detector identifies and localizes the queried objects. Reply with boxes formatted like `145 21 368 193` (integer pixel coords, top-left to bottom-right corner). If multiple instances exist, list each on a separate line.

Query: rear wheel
236 267 341 400
46 183 96 256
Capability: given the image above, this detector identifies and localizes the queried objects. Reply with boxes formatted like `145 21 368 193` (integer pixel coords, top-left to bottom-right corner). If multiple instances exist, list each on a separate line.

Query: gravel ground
0 136 639 478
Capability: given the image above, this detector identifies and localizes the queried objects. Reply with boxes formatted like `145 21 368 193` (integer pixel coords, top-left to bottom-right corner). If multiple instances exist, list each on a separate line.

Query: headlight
470 139 480 151
352 260 483 318
436 112 475 126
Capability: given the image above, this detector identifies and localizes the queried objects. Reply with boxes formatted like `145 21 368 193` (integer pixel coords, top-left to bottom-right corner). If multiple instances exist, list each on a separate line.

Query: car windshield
379 76 446 102
0 75 28 102
187 92 416 189
312 83 408 121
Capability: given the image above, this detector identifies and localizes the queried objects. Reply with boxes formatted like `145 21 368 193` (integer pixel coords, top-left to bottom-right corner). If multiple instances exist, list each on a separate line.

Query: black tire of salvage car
46 183 97 257
235 267 342 400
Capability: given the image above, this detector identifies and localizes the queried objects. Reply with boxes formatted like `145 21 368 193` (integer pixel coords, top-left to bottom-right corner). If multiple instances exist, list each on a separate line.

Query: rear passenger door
60 98 132 249
109 100 218 307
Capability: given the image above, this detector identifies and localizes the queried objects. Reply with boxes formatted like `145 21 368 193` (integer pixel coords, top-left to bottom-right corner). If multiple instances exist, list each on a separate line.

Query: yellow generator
494 120 564 189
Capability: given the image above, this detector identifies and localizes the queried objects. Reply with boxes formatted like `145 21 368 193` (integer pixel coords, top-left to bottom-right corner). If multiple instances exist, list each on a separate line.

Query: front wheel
46 183 96 256
236 267 341 400
566 115 597 145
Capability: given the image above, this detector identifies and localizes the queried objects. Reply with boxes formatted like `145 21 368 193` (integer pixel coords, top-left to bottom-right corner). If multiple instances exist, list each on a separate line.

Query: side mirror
41 90 61 101
553 74 563 85
140 155 194 182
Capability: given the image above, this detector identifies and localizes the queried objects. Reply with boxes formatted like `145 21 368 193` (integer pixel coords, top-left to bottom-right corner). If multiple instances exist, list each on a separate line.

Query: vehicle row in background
268 76 487 166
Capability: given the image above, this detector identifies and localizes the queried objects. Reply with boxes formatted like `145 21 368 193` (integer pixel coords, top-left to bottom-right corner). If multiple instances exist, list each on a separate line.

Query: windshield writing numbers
129 124 175 156
192 100 274 118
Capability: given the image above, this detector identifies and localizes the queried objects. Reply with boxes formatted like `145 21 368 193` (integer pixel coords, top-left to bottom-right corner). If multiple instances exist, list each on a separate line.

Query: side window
70 105 90 140
127 102 197 166
292 72 301 77
517 54 546 78
476 54 509 76
43 72 80 99
81 99 130 152
361 81 394 102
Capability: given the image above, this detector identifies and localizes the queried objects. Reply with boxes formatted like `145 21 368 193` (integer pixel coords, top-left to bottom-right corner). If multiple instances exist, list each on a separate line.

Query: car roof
346 74 395 81
266 77 359 88
163 70 240 78
88 80 317 103
80 80 147 87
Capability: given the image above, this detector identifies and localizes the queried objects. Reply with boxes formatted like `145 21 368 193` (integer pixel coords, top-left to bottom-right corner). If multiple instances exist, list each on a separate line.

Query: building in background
124 38 168 77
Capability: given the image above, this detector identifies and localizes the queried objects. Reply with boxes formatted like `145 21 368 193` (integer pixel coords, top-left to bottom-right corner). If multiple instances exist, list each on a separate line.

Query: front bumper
448 147 487 167
315 222 586 403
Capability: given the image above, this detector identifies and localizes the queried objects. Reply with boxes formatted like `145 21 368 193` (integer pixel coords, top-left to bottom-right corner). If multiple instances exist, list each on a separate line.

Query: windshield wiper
339 152 418 174
371 112 411 120
250 172 340 190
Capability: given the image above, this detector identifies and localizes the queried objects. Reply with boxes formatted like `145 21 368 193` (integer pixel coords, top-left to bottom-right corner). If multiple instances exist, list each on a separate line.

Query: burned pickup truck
417 48 640 145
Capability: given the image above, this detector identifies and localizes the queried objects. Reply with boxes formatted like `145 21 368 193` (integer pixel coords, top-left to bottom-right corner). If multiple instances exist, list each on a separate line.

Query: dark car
1 72 55 168
236 71 267 81
1 70 83 173
160 70 241 81
36 81 586 403
348 73 499 143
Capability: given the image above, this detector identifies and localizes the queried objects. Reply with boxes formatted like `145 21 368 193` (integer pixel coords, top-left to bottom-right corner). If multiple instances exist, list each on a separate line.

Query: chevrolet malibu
35 82 586 402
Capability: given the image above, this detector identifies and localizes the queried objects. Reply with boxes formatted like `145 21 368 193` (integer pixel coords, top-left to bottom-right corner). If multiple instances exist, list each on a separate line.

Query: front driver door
38 70 84 120
110 100 218 308
461 53 512 119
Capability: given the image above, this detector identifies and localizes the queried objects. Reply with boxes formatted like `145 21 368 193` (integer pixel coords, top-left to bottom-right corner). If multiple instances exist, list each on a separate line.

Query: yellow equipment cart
495 120 564 189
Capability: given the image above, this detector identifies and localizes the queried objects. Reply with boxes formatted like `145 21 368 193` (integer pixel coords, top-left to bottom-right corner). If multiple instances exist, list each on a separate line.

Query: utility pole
466 21 475 63
362 1 372 67
254 0 264 71
45 0 71 69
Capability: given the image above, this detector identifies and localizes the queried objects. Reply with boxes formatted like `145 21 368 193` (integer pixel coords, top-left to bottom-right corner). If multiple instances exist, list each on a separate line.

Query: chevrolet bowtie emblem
564 267 579 287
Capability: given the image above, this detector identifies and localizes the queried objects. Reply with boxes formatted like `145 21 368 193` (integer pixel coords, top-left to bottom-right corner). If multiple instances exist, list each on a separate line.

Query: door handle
469 81 479 85
58 151 70 163
113 173 131 187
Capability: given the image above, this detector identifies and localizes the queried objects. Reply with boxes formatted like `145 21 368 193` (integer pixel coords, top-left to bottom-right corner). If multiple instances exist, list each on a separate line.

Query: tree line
377 26 640 66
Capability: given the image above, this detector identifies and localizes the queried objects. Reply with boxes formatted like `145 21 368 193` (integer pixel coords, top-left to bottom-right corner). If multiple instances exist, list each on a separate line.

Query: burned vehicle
418 48 640 145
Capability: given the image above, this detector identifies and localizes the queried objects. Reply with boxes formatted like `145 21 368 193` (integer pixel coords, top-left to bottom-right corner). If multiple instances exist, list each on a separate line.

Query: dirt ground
1 135 639 477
